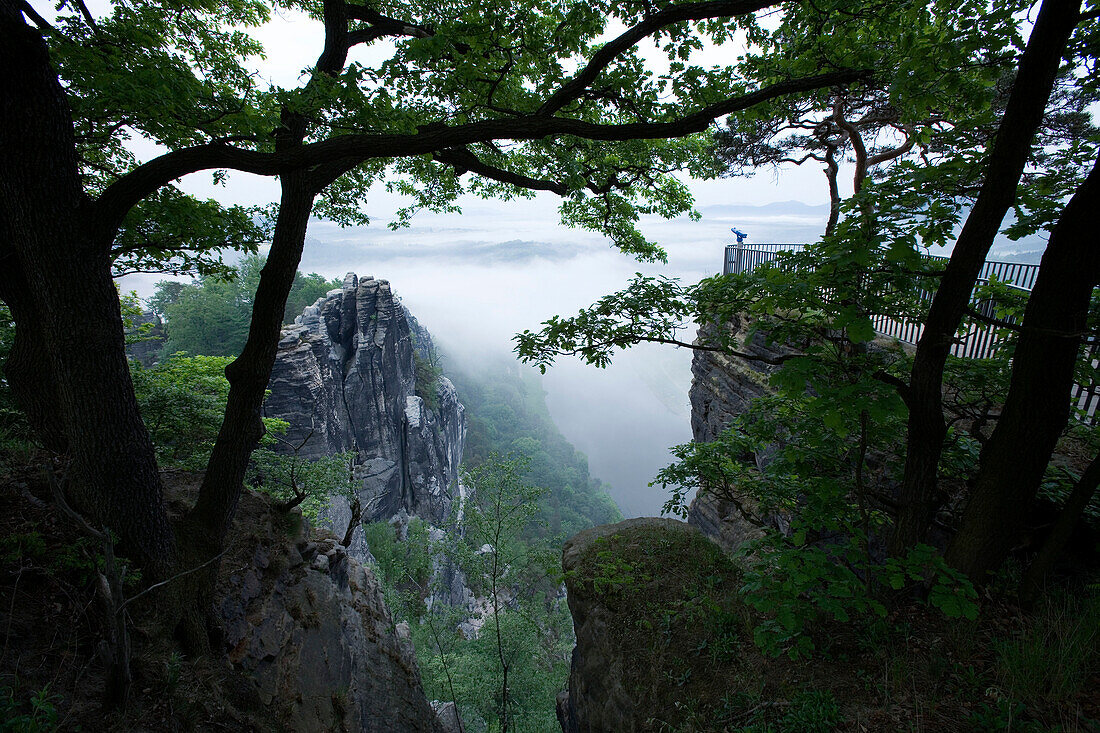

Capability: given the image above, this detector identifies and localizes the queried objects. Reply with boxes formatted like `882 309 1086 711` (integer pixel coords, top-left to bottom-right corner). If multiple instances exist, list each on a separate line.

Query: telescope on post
730 227 748 244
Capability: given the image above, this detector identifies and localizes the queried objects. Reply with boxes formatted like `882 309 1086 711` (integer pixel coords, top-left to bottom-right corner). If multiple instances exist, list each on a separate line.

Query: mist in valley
121 165 1046 516
111 5 1049 520
286 191 832 517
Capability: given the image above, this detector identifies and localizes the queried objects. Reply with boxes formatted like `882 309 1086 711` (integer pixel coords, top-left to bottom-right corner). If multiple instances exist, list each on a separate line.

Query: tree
1 0 869 646
437 454 560 732
518 0 1100 599
249 442 361 543
150 256 340 357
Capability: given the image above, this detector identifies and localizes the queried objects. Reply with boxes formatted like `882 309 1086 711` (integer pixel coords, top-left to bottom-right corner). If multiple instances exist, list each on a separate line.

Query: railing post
733 243 743 274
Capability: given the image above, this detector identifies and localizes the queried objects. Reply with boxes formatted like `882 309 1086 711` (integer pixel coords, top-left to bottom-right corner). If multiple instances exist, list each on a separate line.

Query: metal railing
723 243 1100 422
723 243 1039 356
724 243 1040 288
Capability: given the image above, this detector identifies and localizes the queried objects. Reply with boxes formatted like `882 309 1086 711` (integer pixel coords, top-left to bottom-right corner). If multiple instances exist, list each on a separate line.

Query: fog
120 163 1048 517
281 190 831 517
105 1 1048 518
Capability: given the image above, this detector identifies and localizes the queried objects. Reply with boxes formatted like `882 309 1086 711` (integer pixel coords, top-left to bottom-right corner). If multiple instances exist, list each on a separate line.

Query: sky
108 4 1050 517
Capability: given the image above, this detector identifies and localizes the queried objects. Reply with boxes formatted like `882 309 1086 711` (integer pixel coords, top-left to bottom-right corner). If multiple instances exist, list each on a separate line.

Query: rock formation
686 316 795 551
555 517 742 732
264 274 467 551
217 488 446 732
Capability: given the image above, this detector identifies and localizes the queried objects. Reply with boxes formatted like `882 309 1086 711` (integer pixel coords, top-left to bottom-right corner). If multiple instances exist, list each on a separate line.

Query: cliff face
217 488 445 732
263 274 467 543
687 315 794 551
555 518 744 733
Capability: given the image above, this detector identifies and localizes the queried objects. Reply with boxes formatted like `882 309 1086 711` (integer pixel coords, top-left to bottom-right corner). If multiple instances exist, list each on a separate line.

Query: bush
993 590 1100 710
248 447 357 524
130 353 233 470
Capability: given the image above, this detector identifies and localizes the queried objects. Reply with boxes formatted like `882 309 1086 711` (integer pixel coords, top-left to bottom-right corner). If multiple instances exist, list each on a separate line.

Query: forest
1 0 1099 730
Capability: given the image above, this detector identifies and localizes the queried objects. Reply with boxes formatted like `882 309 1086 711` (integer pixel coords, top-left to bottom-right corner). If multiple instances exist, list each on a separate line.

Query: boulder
558 518 743 732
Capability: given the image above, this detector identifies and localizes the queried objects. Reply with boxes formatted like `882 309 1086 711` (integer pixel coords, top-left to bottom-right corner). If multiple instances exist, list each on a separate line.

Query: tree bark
1019 451 1100 608
187 175 316 540
0 257 67 452
889 0 1082 555
945 154 1100 582
342 497 362 548
1 0 176 579
823 146 841 238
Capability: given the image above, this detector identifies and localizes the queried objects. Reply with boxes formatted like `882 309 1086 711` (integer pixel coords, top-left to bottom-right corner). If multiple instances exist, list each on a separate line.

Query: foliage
449 455 557 594
514 0 1100 653
411 600 573 733
448 360 621 541
118 287 157 346
992 590 1100 710
362 454 571 732
112 190 271 279
150 255 340 357
130 346 294 473
0 684 59 733
773 690 842 733
570 522 753 730
248 446 357 524
130 353 235 470
39 0 872 275
652 375 978 658
361 519 433 595
437 456 567 731
411 342 443 411
45 0 275 278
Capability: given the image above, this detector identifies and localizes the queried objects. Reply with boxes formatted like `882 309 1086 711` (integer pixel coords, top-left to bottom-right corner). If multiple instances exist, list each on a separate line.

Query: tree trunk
0 258 67 452
1019 450 1100 608
945 154 1100 582
342 497 363 548
823 146 840 238
889 0 1081 555
188 0 350 547
188 177 314 535
1 0 176 580
184 0 352 601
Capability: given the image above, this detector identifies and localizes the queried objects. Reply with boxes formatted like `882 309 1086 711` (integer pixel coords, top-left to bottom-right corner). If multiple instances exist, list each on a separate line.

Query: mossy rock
561 518 755 732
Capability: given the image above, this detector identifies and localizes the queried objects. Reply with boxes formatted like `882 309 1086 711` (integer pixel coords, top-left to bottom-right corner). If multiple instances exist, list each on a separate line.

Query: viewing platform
721 242 1098 421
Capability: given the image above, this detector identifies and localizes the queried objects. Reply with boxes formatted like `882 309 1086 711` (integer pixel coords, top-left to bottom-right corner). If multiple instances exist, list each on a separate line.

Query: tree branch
865 127 914 167
537 0 778 116
344 3 432 40
17 0 53 32
433 146 568 194
67 0 99 34
94 67 868 241
833 98 869 193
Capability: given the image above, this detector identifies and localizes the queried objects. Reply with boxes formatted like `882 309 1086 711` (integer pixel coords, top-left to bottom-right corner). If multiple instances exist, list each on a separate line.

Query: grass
992 590 1100 722
565 520 1100 732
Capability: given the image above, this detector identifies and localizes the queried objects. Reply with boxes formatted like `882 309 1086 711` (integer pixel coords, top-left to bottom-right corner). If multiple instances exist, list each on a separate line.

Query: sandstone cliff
686 315 795 551
555 517 745 732
217 488 445 732
263 274 467 550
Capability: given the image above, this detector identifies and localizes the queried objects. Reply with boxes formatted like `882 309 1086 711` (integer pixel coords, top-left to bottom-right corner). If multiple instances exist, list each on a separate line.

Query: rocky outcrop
687 316 907 552
217 488 444 732
689 315 790 447
687 316 795 551
557 517 743 732
264 274 467 548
